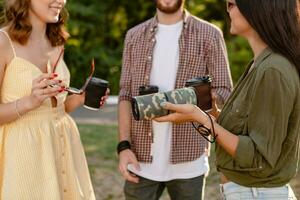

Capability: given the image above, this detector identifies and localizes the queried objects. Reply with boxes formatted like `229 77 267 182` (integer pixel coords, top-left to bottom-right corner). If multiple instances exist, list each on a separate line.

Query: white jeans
220 182 297 200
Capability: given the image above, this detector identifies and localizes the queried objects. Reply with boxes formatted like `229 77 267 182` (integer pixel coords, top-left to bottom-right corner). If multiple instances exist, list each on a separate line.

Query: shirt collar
149 9 190 33
253 47 272 67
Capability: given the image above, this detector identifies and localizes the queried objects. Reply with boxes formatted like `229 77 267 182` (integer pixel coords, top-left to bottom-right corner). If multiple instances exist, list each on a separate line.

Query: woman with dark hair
0 0 104 199
155 0 300 199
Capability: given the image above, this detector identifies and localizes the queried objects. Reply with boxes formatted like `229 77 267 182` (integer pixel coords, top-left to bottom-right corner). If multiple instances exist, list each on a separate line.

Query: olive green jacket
216 48 300 187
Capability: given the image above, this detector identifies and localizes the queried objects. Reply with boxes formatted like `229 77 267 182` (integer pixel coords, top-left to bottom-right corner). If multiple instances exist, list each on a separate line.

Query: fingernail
59 80 62 83
160 102 167 107
53 73 58 77
59 89 64 93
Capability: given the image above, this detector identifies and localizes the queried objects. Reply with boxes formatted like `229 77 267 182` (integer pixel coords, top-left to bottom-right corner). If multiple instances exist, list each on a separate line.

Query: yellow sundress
0 30 95 200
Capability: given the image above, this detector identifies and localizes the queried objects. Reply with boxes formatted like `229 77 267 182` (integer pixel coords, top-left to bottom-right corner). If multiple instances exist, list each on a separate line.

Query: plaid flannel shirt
119 10 233 164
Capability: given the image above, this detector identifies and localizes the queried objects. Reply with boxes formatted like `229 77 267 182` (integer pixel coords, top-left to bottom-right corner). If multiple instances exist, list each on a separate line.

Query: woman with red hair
0 0 102 199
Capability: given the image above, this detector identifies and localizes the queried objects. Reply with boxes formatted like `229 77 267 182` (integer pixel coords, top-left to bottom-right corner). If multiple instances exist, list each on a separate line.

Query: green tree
0 0 252 94
0 0 4 25
64 0 157 94
186 0 252 83
65 0 252 93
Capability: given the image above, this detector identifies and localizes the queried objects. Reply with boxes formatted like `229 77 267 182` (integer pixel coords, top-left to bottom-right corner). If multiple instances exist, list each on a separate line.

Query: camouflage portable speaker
132 87 197 121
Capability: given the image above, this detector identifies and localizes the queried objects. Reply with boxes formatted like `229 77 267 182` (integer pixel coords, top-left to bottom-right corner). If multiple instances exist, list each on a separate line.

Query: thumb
132 159 141 171
211 92 219 108
211 92 218 102
160 101 172 109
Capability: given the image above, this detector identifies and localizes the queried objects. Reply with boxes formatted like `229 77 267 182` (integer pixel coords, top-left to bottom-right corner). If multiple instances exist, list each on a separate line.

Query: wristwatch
117 140 131 154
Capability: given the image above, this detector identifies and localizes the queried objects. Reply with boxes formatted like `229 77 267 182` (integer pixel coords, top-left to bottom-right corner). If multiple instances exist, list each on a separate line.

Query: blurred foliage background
0 0 253 94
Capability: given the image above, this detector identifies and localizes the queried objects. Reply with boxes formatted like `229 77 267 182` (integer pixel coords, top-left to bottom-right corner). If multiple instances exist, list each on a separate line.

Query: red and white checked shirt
119 11 233 164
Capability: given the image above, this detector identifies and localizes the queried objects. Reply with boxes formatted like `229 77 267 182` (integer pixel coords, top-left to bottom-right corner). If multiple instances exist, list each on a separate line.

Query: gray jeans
124 175 205 200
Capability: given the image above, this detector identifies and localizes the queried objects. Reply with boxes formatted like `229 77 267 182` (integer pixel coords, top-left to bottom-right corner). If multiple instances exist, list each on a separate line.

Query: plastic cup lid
185 75 211 86
89 77 109 87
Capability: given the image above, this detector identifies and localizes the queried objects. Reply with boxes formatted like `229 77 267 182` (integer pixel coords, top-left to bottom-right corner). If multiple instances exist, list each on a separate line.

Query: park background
0 0 252 92
0 0 299 199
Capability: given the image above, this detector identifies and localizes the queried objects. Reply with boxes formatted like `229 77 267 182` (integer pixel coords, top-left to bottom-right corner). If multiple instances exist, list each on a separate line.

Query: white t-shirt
129 21 209 181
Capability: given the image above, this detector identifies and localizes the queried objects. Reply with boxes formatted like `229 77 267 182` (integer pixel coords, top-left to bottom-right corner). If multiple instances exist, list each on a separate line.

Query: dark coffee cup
185 75 212 111
84 77 109 111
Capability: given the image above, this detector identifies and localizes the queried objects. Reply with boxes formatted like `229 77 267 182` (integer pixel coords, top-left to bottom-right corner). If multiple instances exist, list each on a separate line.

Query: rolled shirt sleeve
234 68 294 172
119 32 133 102
207 29 233 103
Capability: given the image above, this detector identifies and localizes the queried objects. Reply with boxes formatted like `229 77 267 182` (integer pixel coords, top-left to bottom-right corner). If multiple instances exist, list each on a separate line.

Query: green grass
79 124 300 200
80 124 118 160
79 124 118 171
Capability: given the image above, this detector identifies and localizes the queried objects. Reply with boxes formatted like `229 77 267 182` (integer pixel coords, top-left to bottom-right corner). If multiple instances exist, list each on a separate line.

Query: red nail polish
53 73 58 77
59 80 62 83
59 89 64 93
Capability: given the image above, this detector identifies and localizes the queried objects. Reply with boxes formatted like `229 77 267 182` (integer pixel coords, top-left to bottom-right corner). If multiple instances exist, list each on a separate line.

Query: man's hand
118 149 141 183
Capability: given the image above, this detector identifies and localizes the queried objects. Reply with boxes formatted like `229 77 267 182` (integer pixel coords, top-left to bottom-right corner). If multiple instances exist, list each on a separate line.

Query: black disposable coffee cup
84 77 109 111
185 75 212 111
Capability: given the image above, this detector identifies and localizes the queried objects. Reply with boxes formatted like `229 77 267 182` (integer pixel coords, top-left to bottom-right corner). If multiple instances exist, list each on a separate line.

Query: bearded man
117 0 233 199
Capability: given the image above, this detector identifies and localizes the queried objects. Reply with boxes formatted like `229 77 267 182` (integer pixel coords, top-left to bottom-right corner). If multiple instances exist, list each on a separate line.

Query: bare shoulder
0 29 11 81
0 28 12 61
0 32 10 49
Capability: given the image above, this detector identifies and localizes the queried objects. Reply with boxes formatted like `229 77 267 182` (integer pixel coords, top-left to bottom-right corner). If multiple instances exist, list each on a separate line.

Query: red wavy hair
3 0 69 46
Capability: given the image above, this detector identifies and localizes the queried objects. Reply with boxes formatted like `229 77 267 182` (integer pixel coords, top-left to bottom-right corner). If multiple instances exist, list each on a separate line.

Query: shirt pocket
184 52 207 77
224 101 249 134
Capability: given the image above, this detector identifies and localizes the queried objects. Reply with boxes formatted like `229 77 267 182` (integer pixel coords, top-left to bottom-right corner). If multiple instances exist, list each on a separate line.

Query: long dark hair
236 0 300 76
2 0 69 46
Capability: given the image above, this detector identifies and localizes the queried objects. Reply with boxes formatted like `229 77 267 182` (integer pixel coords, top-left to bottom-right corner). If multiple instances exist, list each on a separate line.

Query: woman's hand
64 88 110 113
209 92 222 119
99 88 110 108
27 73 64 109
154 102 210 125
